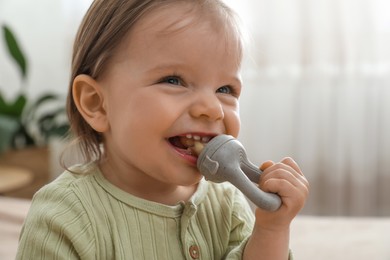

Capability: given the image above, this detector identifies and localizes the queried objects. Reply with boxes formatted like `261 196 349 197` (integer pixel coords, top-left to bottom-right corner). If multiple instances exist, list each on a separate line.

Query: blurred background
0 0 389 217
228 0 390 217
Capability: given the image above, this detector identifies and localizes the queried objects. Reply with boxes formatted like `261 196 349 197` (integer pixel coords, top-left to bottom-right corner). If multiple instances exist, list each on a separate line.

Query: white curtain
224 0 390 216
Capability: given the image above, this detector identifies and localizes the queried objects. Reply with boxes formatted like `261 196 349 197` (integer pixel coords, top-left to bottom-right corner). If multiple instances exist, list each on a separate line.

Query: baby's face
98 3 242 192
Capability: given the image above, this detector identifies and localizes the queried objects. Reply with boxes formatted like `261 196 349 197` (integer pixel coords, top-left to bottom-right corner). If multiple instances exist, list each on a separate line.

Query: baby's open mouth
168 134 212 156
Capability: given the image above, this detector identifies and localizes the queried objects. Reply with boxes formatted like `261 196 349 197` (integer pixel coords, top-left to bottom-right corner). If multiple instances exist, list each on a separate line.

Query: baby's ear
72 74 109 133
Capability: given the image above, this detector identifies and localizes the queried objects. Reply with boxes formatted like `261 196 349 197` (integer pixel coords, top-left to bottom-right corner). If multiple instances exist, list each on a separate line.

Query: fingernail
260 160 274 171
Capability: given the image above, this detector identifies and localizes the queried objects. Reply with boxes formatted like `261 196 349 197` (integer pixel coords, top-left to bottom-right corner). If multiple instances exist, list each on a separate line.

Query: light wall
0 0 91 100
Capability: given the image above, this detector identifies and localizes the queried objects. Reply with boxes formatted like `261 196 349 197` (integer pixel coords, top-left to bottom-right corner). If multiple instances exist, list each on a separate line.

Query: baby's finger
260 160 274 171
262 162 301 182
280 157 303 176
260 163 309 191
261 168 309 199
263 178 308 211
261 168 306 190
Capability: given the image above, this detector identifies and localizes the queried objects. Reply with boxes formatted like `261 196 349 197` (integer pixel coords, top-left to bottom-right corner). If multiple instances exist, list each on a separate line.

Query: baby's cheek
226 110 241 137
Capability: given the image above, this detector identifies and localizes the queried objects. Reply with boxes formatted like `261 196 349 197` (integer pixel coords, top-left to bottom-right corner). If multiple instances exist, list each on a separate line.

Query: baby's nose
189 91 224 121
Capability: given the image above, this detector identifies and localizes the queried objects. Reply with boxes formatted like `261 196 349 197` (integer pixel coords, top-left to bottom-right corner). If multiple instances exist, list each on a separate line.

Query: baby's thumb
260 160 275 171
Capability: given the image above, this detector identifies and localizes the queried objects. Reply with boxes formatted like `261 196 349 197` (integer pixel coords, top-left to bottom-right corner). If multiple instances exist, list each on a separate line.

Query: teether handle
240 158 281 211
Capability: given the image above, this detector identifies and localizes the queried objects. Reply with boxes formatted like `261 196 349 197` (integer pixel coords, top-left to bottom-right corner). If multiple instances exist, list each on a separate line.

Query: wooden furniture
0 166 33 194
0 147 49 199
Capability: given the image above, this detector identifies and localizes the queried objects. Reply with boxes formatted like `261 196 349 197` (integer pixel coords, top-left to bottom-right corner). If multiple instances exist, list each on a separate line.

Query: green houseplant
0 24 70 198
0 24 69 153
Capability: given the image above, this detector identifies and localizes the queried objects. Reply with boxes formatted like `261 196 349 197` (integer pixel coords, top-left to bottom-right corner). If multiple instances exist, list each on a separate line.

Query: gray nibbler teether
197 134 282 211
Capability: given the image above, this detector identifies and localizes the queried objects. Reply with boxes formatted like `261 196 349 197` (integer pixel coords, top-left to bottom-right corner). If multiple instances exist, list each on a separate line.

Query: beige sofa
1 196 389 260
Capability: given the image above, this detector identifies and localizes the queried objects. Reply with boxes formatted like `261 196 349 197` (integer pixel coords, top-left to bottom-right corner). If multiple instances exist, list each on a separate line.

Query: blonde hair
66 0 242 163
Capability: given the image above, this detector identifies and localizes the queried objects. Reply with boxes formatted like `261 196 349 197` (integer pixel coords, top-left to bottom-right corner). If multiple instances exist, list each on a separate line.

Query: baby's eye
216 85 234 95
160 76 182 86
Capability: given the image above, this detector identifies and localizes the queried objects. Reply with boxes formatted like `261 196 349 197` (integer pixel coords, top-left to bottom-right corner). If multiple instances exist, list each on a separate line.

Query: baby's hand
254 157 309 231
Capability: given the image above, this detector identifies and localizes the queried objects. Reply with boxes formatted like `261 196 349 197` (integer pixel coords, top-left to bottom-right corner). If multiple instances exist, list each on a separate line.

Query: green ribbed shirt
16 162 256 259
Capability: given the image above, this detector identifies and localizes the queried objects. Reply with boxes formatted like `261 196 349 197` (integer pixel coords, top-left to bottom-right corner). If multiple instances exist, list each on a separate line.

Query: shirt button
189 245 200 259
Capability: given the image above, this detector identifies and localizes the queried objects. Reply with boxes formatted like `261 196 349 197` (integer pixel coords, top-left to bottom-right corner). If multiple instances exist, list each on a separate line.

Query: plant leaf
0 93 26 117
12 125 35 148
2 25 28 79
33 93 58 107
0 93 7 112
22 93 57 120
11 94 27 116
37 107 67 132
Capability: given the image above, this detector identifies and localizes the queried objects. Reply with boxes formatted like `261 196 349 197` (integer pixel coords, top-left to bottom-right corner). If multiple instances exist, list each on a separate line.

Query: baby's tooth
201 136 210 143
193 135 201 141
192 141 204 156
186 134 192 139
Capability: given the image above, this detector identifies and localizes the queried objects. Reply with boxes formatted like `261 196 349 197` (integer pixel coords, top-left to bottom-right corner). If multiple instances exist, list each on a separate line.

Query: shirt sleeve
222 188 294 260
223 188 255 259
16 184 96 260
